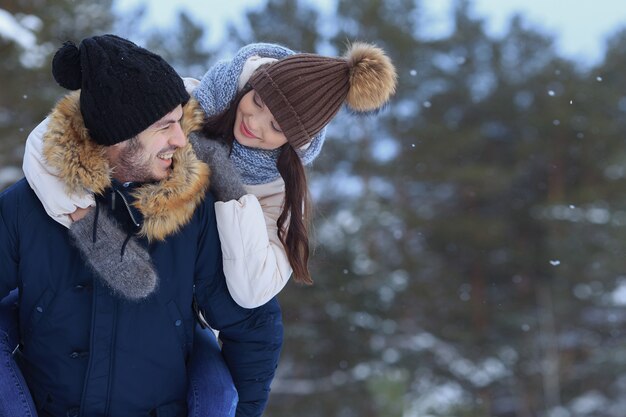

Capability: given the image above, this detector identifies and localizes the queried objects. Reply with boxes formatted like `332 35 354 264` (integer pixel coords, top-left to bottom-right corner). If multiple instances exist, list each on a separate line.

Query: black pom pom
52 41 82 90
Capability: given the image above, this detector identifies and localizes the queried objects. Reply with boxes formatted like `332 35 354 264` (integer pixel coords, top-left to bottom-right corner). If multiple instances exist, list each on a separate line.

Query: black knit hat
52 34 190 146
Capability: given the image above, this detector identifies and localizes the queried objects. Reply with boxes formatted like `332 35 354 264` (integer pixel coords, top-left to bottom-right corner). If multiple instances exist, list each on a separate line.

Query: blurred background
3 0 626 416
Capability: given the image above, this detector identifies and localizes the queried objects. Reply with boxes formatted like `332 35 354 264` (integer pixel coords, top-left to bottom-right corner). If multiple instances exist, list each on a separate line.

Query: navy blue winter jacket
0 93 282 417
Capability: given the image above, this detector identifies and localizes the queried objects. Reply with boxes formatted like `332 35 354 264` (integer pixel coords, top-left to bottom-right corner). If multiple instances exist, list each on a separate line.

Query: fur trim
133 143 210 242
345 42 398 112
181 97 206 137
43 91 111 195
42 92 210 241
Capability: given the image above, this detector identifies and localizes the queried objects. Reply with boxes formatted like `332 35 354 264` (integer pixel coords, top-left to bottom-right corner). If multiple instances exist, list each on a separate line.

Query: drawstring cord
91 199 100 245
114 189 140 228
115 187 140 261
120 232 132 261
91 187 142 260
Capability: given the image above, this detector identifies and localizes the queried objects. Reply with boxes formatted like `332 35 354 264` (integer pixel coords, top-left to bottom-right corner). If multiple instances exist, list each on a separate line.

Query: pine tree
0 0 115 187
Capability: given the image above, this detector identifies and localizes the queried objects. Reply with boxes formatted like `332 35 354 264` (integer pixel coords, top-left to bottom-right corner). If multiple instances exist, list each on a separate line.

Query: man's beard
114 137 158 183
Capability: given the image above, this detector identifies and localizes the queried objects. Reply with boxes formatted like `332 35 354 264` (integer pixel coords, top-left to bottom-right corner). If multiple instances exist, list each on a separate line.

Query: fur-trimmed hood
42 91 209 241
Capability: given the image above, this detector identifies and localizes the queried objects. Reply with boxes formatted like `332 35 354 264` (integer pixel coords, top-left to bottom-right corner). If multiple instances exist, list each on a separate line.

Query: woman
190 41 397 308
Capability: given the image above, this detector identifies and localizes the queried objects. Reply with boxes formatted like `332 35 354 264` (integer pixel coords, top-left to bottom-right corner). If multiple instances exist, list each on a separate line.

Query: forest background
2 1 626 416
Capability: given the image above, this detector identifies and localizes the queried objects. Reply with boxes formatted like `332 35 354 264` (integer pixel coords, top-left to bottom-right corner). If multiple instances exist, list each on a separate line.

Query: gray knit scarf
231 141 281 185
230 128 326 185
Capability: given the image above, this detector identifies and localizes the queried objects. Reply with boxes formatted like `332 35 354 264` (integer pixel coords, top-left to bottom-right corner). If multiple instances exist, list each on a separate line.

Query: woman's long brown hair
202 85 313 285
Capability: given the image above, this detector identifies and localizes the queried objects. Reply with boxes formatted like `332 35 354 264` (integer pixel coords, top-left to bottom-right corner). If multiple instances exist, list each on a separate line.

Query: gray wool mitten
190 132 247 201
69 207 158 300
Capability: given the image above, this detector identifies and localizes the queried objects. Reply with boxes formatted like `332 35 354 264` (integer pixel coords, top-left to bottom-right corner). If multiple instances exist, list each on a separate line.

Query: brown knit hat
249 42 397 149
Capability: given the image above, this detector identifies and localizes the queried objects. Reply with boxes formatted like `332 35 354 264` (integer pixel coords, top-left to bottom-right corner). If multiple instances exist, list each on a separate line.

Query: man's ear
104 142 121 161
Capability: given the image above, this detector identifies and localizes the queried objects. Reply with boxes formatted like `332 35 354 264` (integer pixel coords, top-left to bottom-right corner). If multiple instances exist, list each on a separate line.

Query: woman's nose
251 111 272 133
247 114 265 135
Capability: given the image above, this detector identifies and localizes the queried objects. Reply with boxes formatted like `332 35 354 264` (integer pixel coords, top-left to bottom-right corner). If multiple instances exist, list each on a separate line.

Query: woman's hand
69 206 92 222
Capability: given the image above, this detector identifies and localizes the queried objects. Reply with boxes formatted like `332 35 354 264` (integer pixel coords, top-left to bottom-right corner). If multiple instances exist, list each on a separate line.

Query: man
0 34 282 417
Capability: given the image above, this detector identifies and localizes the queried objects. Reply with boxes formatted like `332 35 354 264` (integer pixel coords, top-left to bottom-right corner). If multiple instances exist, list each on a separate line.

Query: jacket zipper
104 301 118 417
78 278 98 417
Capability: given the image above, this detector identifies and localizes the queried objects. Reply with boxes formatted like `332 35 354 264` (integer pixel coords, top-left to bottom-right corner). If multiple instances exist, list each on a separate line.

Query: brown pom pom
345 42 397 112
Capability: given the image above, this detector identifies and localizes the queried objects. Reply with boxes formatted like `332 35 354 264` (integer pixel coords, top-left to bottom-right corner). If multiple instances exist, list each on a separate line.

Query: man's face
107 105 186 183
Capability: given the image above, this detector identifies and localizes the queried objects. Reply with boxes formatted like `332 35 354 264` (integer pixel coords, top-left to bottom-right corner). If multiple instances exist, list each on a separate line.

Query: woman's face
233 90 288 150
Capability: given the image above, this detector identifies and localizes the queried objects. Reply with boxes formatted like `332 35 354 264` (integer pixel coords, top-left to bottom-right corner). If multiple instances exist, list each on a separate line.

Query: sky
113 0 626 68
